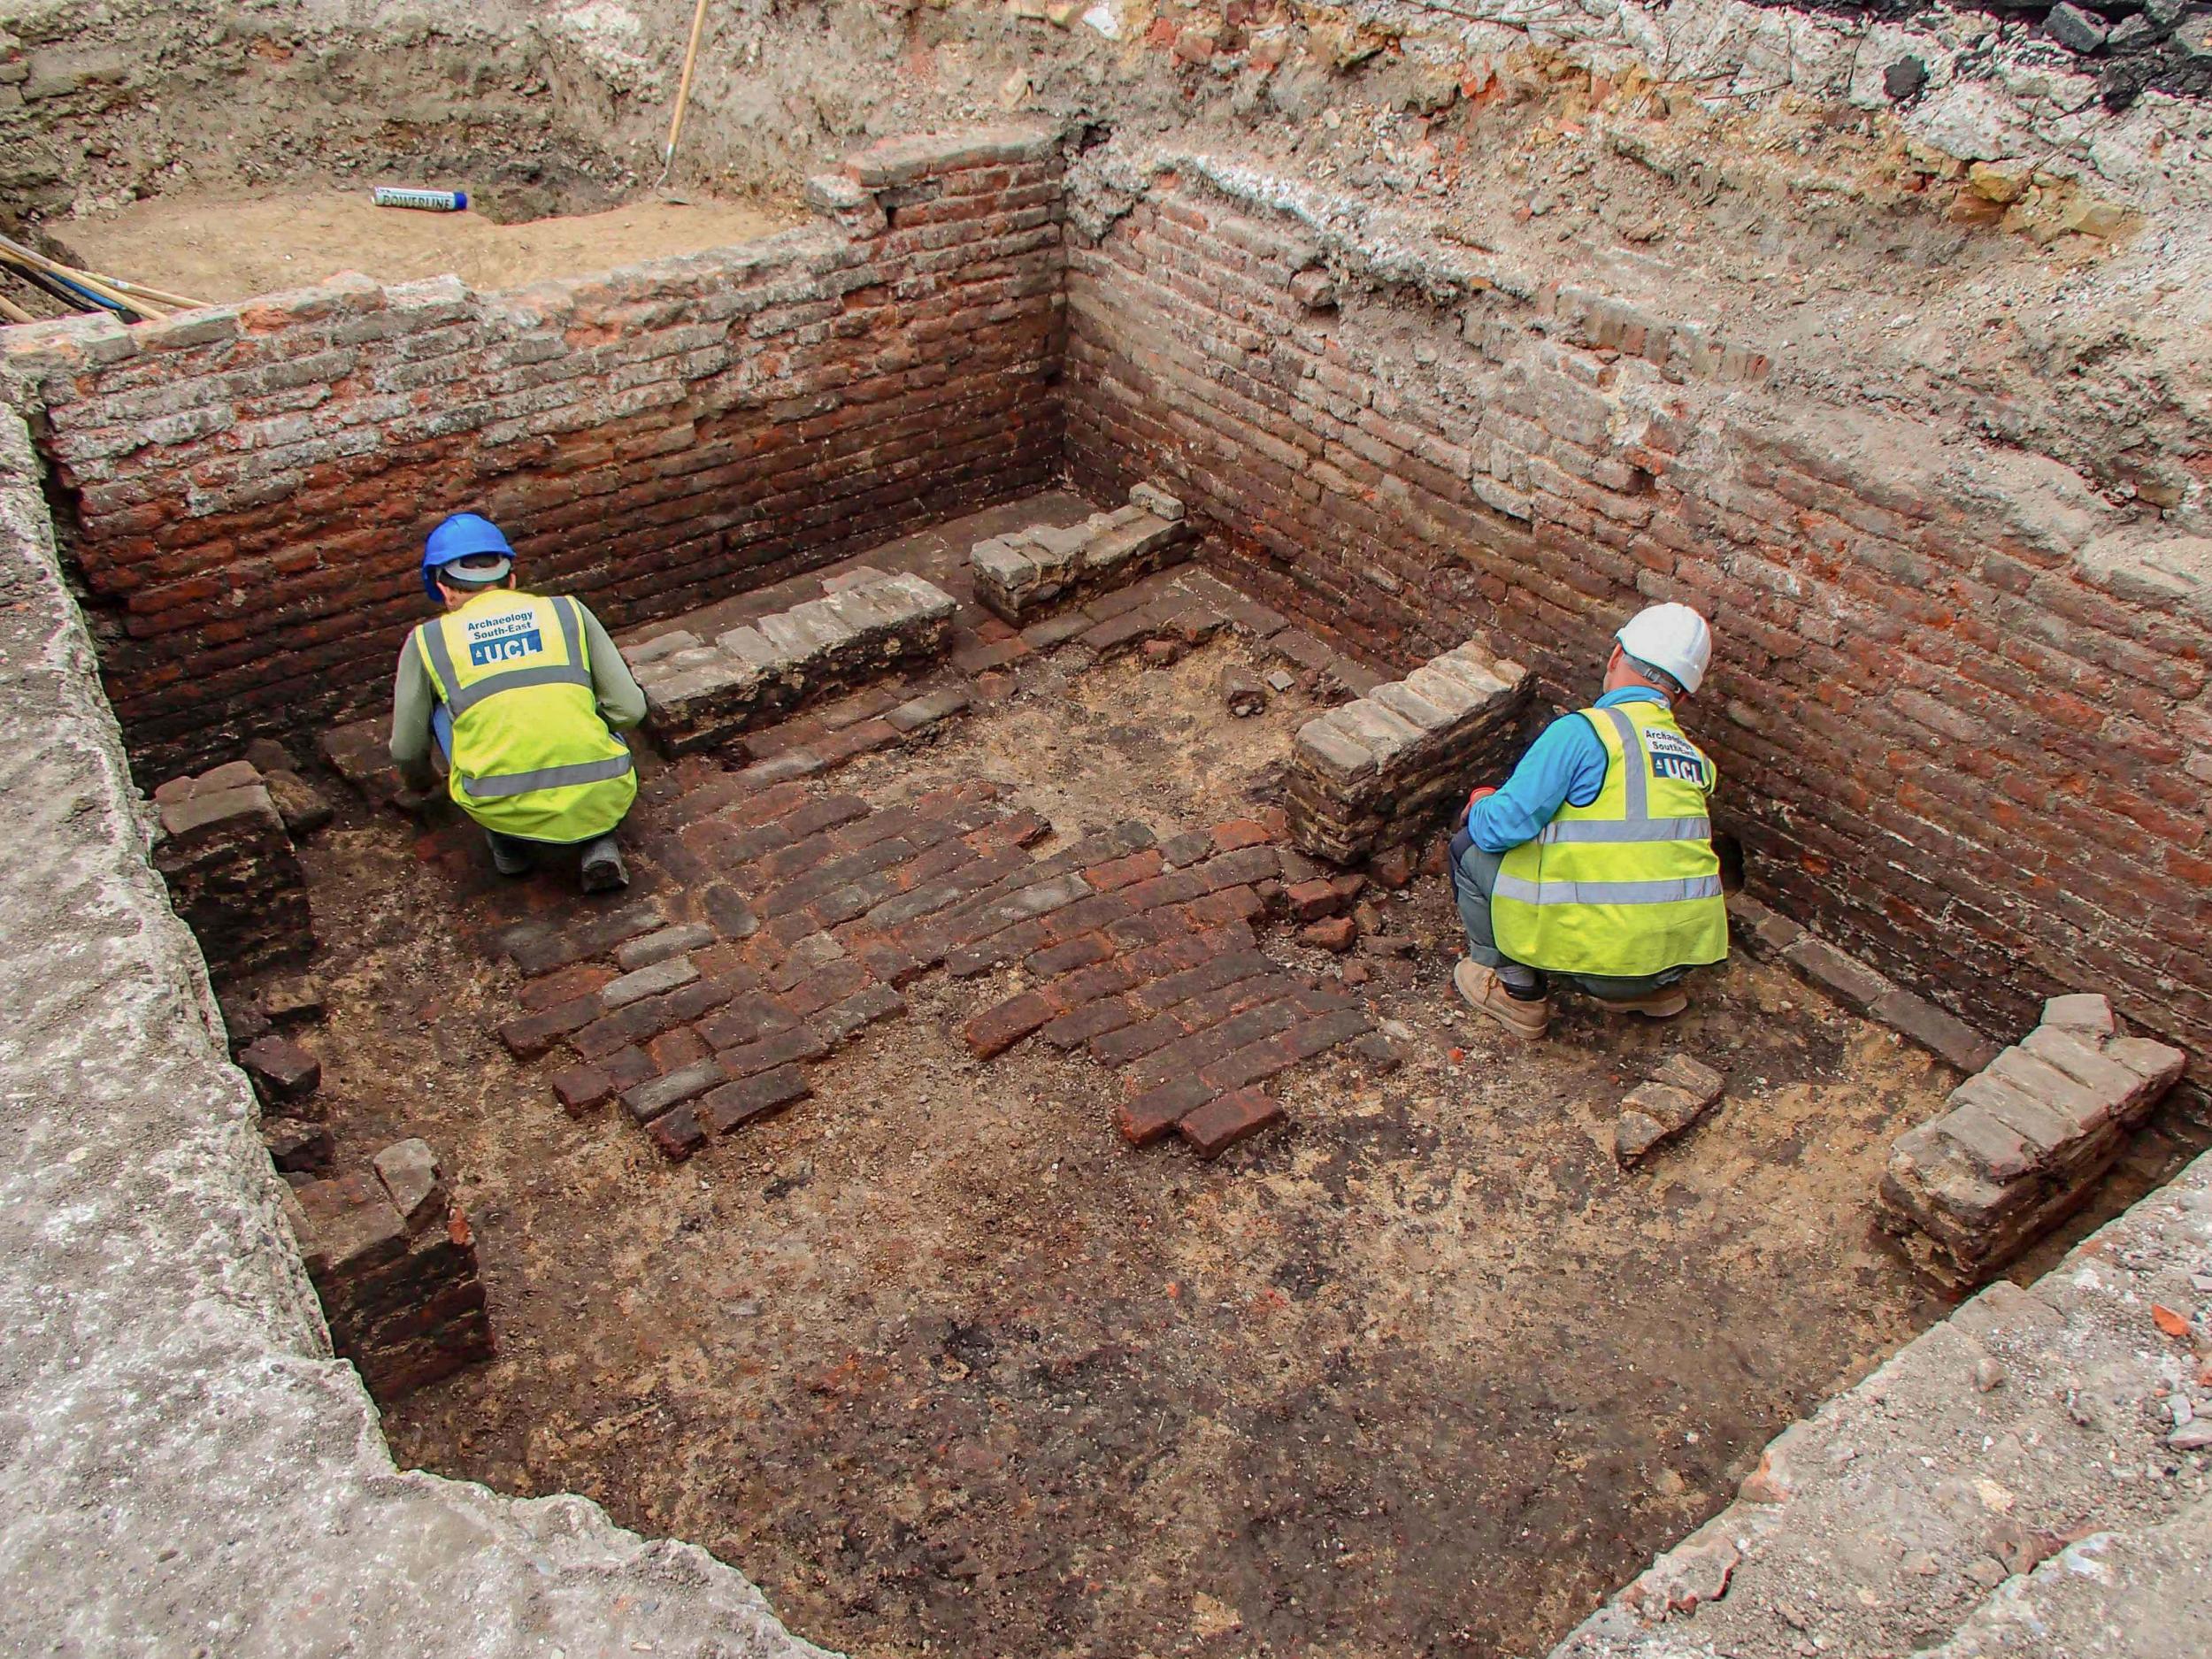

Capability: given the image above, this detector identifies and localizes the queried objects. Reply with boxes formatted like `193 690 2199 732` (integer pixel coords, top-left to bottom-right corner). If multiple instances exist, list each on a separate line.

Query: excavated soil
281 628 1970 1659
50 188 801 307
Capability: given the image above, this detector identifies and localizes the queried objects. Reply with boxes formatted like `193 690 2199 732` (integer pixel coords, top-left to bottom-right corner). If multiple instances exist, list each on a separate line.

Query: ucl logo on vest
464 610 544 669
1643 725 1714 789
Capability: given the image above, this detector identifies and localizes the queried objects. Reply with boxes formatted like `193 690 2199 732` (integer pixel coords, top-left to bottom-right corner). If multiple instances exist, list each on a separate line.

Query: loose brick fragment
238 1035 322 1103
1178 1087 1286 1160
647 1103 708 1163
1300 916 1357 953
1285 879 1342 923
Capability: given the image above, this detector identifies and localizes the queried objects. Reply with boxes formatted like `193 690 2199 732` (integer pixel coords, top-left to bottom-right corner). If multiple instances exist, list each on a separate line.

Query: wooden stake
660 0 712 183
0 290 35 326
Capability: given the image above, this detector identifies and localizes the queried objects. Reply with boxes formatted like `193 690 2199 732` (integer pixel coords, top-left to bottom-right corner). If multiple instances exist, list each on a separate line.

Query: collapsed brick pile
285 1139 493 1404
1879 994 2187 1286
150 758 313 983
483 776 1377 1164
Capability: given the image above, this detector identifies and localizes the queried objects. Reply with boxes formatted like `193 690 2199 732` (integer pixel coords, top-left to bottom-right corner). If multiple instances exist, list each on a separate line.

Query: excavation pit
7 12 2212 1648
273 495 1970 1657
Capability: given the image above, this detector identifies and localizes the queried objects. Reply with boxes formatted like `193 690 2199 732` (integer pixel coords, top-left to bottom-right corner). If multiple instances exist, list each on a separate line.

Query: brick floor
378 511 1389 1169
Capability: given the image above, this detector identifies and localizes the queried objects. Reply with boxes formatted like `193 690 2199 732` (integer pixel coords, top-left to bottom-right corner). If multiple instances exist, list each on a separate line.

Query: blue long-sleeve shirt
1463 687 1671 854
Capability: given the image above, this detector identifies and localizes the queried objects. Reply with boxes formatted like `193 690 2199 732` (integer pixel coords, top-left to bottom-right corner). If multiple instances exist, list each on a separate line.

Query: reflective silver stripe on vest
459 749 634 800
1492 872 1724 906
420 596 591 719
1601 704 1649 822
1540 815 1711 845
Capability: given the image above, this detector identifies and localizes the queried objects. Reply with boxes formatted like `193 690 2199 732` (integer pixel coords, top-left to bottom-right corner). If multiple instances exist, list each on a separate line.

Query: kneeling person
1449 603 1727 1039
390 512 646 893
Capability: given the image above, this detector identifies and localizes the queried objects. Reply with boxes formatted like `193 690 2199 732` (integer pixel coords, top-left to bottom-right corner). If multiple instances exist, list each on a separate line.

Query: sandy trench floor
295 636 1964 1659
47 188 801 307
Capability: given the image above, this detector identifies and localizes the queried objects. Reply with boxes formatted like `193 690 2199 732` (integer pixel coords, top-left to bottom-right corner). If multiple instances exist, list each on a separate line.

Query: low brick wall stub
1061 147 2212 1069
0 403 827 1655
4 124 1069 782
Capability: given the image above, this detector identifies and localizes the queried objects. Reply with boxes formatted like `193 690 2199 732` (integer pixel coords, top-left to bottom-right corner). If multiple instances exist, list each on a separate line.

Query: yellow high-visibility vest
411 589 636 842
1491 700 1729 978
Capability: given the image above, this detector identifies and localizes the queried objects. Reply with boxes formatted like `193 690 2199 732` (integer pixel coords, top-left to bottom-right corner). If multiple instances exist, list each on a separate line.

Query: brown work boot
1454 958 1551 1040
1595 984 1690 1019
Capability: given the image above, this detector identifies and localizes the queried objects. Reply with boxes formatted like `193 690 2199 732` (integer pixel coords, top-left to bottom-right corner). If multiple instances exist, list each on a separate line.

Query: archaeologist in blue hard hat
1448 602 1727 1040
389 512 646 893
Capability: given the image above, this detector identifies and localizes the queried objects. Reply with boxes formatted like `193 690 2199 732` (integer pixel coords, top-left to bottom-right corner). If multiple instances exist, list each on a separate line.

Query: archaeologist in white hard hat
1446 603 1728 1040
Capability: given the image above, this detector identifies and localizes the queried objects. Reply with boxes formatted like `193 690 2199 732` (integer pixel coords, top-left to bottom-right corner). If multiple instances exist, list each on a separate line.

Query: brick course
12 127 1066 779
1061 161 2212 1065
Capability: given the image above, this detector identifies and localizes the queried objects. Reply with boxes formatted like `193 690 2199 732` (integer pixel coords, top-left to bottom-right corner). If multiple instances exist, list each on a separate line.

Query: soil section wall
1061 151 2212 1064
6 125 1066 776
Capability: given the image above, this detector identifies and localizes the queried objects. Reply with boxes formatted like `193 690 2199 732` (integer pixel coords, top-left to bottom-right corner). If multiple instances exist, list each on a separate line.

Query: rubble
149 760 311 983
1613 1056 1728 1166
1878 995 2188 1286
285 1140 493 1404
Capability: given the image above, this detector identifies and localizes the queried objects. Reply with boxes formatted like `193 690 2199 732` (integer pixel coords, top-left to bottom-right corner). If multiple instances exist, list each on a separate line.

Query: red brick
1183 885 1264 929
498 995 603 1062
570 979 734 1061
1299 916 1357 953
1126 949 1273 1017
781 959 872 1017
699 1065 813 1135
603 1046 655 1091
1368 845 1418 889
1027 933 1112 977
1115 1077 1215 1147
519 964 615 1012
964 988 1064 1059
647 1102 708 1163
1041 999 1137 1049
550 1063 615 1118
720 1024 832 1079
648 1025 710 1073
1177 1087 1286 1160
1210 818 1274 854
1285 879 1342 923
1085 849 1165 892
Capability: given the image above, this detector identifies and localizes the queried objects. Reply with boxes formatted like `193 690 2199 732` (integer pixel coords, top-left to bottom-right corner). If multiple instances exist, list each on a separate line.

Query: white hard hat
1616 603 1712 695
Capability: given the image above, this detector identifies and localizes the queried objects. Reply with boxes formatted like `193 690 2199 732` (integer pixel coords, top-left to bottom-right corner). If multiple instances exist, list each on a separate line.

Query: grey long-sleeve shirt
389 594 648 791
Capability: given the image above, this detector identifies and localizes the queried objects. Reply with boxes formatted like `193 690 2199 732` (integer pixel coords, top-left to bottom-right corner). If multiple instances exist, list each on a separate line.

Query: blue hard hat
421 513 516 601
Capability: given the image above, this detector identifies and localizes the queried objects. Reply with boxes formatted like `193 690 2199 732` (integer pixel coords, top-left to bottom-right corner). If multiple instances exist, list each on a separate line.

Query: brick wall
1062 160 2212 1064
4 126 1067 777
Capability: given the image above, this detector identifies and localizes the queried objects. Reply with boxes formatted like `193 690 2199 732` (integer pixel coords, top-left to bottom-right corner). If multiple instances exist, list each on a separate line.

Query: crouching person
390 512 645 894
1449 603 1728 1039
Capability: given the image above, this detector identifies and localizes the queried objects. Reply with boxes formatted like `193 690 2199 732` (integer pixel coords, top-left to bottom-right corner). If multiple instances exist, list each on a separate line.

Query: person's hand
1466 786 1498 808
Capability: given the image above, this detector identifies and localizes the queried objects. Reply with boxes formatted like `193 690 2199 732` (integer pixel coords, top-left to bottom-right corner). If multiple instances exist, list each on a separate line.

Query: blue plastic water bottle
373 187 469 212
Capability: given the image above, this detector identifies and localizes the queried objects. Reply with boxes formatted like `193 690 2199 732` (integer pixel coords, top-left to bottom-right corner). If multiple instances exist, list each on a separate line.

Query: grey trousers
1450 833 1687 1002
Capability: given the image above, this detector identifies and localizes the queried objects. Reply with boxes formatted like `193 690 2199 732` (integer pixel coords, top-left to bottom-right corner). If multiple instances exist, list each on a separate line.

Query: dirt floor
45 188 800 307
273 613 1989 1659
